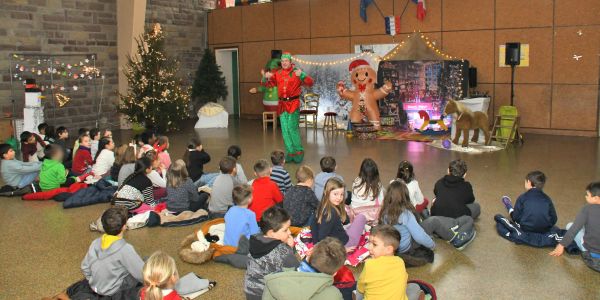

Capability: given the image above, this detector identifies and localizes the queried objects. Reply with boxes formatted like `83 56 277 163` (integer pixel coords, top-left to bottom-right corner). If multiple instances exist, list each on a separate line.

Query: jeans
17 172 38 188
566 222 586 252
194 172 219 187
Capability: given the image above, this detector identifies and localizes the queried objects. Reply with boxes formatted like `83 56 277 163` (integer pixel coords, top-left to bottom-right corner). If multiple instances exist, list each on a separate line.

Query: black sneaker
12 185 33 196
451 229 476 251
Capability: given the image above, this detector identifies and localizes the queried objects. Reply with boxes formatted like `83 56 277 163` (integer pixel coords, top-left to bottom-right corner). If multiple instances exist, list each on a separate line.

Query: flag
360 0 373 22
412 0 426 21
385 16 401 36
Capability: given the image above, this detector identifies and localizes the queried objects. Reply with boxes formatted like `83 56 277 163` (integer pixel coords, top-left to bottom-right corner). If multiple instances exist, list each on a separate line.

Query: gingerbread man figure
337 59 392 130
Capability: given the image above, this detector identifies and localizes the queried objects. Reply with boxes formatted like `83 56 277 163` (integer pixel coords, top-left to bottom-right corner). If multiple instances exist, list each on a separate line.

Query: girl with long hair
351 158 384 208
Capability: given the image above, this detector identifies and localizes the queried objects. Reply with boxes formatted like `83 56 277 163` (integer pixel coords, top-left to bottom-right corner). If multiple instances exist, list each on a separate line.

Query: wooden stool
323 112 337 131
262 111 277 132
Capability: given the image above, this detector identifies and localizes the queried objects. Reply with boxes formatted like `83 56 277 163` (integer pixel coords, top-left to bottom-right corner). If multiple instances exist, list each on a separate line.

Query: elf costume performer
249 58 280 112
262 52 313 163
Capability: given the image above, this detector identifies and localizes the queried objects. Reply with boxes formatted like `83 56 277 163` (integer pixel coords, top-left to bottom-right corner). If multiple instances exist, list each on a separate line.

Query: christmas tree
119 23 190 132
191 48 228 107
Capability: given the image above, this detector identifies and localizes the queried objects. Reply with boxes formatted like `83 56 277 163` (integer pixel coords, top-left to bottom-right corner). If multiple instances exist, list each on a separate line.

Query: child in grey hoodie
78 207 145 296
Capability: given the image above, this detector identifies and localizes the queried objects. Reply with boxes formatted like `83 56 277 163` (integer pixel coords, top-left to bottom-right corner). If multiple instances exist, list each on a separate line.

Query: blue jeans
566 222 586 252
194 172 219 187
17 172 39 188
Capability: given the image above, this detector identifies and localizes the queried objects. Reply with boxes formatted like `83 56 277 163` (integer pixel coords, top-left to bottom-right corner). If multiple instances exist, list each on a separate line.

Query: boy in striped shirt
270 150 291 195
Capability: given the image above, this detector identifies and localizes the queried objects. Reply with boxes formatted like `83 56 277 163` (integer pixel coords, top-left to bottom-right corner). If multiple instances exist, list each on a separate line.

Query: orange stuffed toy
337 59 393 130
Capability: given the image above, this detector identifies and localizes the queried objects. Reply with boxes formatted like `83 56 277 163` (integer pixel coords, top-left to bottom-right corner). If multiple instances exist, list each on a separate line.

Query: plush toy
443 99 490 147
418 110 448 132
249 58 280 112
337 59 392 130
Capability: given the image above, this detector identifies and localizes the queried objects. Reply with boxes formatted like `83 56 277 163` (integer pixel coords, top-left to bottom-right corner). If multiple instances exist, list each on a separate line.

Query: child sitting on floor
144 150 167 189
39 144 85 191
228 145 248 184
392 160 428 214
0 143 41 194
270 150 291 195
113 157 156 213
501 171 557 233
140 251 182 300
312 177 367 252
379 180 435 261
550 181 600 272
249 159 283 222
183 138 219 187
209 156 240 218
166 159 205 213
69 207 144 298
20 131 45 162
284 165 320 227
138 130 157 158
117 144 138 186
154 135 172 169
91 137 115 179
355 225 424 300
431 159 480 219
263 237 346 300
89 128 101 158
72 134 93 176
314 156 344 200
71 127 89 160
224 184 260 247
55 126 71 160
244 206 299 300
351 158 385 209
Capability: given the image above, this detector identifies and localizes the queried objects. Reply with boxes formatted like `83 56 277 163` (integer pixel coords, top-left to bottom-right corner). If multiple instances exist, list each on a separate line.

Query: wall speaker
271 50 282 59
468 67 477 88
505 42 521 66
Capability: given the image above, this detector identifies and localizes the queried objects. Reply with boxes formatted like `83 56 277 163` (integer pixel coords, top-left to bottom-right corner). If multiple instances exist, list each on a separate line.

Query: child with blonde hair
166 159 207 213
140 251 182 300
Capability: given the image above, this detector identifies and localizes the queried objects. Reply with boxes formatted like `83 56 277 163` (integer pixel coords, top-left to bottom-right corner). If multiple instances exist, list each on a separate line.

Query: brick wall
145 0 209 87
0 0 119 133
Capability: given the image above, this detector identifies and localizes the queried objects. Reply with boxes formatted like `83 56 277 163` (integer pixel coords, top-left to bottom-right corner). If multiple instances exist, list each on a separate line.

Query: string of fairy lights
291 33 464 66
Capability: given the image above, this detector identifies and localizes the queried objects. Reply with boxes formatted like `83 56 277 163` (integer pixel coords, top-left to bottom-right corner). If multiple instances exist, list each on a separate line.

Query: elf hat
348 59 371 72
281 52 292 61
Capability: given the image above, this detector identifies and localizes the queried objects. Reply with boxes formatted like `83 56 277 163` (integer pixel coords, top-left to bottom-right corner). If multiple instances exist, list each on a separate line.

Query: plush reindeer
443 100 490 147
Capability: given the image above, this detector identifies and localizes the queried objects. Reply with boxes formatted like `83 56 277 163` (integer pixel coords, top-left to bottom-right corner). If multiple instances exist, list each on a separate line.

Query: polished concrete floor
1 119 599 299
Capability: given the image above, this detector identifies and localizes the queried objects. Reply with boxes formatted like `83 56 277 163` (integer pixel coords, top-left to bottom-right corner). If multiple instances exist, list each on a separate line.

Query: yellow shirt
357 255 408 300
101 234 122 250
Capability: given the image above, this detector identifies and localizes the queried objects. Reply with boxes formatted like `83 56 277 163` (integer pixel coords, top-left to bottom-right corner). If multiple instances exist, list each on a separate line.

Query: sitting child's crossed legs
421 215 474 241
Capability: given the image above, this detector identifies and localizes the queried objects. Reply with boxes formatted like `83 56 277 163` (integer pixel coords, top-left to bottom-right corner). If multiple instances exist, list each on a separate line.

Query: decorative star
573 54 582 61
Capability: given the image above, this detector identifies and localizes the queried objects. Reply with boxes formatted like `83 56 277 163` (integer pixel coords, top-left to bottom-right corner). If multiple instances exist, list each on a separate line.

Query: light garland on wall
291 52 381 66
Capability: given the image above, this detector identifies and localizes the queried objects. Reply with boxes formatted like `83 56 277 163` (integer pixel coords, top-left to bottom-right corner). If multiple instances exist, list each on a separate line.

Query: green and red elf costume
261 52 313 163
255 58 280 112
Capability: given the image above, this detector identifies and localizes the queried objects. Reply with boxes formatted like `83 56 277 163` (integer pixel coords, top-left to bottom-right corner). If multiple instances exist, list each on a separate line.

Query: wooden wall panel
552 85 598 130
443 30 494 84
310 37 351 54
494 84 552 129
310 0 350 38
210 7 243 44
495 0 553 28
240 82 264 116
242 3 274 42
241 41 275 83
442 0 494 31
275 39 311 55
494 28 553 84
553 26 600 85
273 0 310 40
555 0 600 26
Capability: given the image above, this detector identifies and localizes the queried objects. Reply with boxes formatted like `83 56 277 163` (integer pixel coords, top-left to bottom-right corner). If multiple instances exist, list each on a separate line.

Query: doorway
214 48 239 117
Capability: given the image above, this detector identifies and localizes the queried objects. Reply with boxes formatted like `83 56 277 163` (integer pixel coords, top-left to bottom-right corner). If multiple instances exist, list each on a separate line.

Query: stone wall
145 0 209 87
0 0 119 133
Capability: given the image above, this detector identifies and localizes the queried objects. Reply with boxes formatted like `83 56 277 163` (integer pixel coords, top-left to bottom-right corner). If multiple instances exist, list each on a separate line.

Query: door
215 48 240 117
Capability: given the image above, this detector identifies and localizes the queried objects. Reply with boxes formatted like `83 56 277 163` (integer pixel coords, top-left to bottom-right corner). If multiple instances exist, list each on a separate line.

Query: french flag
413 0 426 21
385 16 401 36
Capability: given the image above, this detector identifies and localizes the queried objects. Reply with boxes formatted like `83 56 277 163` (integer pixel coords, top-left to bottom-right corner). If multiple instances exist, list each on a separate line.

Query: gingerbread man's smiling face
351 67 377 91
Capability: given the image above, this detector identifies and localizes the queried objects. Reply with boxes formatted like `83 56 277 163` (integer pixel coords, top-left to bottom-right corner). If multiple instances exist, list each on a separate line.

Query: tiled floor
1 119 599 299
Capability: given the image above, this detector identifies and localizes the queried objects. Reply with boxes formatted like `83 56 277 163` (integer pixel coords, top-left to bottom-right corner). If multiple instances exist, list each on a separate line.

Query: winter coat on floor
511 188 557 233
244 234 299 298
432 175 475 218
262 269 343 300
63 179 117 209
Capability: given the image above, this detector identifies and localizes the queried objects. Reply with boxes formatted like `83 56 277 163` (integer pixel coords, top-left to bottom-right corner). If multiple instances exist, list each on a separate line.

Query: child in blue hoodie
501 171 557 233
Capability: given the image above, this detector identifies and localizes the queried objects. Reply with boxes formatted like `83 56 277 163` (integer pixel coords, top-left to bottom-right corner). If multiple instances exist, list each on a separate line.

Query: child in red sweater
250 159 283 221
72 134 93 176
140 251 182 300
